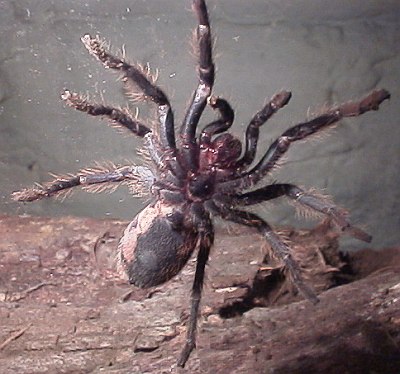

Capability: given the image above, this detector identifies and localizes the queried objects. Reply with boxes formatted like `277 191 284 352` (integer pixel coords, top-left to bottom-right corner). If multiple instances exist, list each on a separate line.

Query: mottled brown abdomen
118 201 198 288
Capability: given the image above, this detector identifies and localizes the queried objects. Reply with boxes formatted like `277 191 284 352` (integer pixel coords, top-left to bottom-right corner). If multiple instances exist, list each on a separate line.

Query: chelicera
13 0 390 367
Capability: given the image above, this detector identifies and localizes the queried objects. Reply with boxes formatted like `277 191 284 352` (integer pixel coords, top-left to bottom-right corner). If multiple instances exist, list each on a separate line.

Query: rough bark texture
0 214 399 374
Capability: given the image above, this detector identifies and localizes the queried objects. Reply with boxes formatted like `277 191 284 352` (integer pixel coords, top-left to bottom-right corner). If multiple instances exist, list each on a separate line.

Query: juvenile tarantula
13 0 390 368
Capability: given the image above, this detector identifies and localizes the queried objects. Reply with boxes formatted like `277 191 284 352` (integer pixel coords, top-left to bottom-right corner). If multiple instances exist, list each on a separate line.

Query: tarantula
13 0 389 368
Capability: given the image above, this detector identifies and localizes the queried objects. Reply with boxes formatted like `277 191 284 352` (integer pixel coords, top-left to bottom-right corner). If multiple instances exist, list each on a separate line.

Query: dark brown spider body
186 172 215 200
12 0 390 368
200 133 242 170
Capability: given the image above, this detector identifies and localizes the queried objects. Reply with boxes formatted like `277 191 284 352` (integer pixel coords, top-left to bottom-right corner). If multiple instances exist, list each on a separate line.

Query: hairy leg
234 91 292 170
231 183 371 242
62 91 151 137
12 164 153 202
178 203 214 368
78 34 176 151
180 0 215 171
208 201 319 304
218 89 390 192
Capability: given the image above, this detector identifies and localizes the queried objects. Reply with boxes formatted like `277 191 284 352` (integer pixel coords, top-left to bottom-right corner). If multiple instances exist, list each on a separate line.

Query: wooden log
0 215 399 373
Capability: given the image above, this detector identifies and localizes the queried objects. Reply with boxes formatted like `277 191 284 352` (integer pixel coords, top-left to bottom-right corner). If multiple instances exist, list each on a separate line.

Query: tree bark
0 215 399 373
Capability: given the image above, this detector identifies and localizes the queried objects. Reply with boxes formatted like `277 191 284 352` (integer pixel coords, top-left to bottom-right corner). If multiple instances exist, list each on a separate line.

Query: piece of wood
0 215 399 373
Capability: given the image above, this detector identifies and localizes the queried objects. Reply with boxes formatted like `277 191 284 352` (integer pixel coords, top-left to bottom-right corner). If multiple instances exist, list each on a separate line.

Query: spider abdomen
118 201 198 288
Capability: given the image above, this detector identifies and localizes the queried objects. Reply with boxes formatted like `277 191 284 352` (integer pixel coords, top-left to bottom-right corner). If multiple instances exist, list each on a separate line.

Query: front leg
218 89 390 192
234 91 292 170
200 96 235 144
180 0 215 171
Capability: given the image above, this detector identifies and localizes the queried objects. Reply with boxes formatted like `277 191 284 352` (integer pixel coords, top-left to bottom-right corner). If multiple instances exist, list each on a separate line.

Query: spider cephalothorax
13 0 390 367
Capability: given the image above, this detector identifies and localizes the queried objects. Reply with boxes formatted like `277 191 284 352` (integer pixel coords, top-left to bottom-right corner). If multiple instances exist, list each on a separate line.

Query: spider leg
232 183 372 242
234 91 292 170
61 91 151 137
200 96 234 144
178 203 213 368
218 89 390 192
79 34 176 152
207 201 319 305
180 0 215 170
11 164 153 202
141 133 184 189
198 97 235 171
